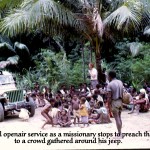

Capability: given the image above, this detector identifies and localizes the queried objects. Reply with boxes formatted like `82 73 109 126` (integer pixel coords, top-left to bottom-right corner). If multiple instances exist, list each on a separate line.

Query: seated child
55 94 63 111
58 109 72 127
89 97 95 108
89 101 111 124
38 92 46 107
31 93 38 108
41 98 55 129
79 97 89 127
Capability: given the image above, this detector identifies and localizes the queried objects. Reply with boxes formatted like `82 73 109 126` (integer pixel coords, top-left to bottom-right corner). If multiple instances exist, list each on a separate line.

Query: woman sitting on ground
89 101 111 124
128 91 149 114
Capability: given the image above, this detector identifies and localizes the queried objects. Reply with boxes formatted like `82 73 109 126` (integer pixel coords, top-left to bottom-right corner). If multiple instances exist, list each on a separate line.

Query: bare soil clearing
0 108 150 149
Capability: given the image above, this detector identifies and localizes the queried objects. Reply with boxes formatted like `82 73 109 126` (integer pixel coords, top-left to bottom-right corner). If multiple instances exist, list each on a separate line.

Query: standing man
88 63 98 90
107 71 123 136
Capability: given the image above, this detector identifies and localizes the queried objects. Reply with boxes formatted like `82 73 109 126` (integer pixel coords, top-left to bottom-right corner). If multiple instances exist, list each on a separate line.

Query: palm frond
14 42 31 63
103 1 143 32
0 0 23 9
58 0 84 12
0 0 24 18
0 55 19 68
0 0 83 37
144 26 150 35
7 55 19 65
142 0 150 13
0 9 29 36
128 42 142 57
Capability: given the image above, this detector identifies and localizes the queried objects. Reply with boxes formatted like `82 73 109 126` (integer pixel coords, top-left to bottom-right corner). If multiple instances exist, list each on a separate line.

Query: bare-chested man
41 98 55 129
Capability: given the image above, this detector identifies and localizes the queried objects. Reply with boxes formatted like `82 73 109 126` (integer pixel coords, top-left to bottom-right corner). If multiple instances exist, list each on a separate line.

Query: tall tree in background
0 0 149 83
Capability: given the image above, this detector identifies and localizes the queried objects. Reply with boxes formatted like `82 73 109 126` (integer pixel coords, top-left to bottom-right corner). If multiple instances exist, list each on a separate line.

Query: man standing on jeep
107 71 123 137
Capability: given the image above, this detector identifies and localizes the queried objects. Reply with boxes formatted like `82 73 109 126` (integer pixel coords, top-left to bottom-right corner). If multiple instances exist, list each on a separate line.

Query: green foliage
15 69 36 90
132 44 150 87
0 0 149 91
15 48 91 92
36 50 71 88
110 42 150 89
113 56 134 83
0 0 83 37
68 44 81 63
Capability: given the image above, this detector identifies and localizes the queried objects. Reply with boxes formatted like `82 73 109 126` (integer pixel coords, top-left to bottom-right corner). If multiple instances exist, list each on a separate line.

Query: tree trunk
89 43 93 62
94 37 106 84
95 49 102 83
82 46 86 82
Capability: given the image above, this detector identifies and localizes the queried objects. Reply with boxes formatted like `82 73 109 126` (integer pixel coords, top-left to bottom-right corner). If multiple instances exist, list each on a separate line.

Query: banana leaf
14 42 30 61
144 26 150 35
0 42 16 58
7 55 19 65
0 55 19 68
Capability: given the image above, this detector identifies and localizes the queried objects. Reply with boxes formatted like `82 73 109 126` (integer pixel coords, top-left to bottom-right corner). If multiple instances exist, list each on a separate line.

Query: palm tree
0 0 149 82
0 0 24 18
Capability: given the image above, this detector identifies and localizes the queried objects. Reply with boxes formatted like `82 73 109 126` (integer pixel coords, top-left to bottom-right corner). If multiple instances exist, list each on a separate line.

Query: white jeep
0 71 35 122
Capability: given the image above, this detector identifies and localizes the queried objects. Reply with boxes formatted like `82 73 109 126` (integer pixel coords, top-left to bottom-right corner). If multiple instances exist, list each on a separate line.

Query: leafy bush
14 69 36 90
132 54 150 88
15 48 91 92
110 42 150 89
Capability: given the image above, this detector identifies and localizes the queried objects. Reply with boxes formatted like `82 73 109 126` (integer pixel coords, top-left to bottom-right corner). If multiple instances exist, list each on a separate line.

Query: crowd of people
26 64 150 137
28 82 112 129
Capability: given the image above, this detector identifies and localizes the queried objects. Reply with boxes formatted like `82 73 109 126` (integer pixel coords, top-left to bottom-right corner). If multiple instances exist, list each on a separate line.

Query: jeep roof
0 70 16 95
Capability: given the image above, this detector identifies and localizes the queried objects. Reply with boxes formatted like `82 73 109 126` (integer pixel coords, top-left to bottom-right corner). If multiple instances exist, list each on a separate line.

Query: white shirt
89 68 98 80
95 107 108 115
85 100 91 110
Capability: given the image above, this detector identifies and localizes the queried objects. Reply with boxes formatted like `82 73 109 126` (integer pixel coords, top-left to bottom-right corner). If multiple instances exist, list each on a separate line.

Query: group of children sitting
29 83 112 129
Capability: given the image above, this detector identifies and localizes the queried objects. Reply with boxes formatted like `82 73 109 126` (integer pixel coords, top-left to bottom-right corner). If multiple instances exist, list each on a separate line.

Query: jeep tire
28 98 35 117
0 103 4 122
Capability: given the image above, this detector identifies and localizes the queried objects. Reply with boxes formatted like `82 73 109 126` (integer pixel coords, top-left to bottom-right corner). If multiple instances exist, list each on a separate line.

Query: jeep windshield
0 75 15 85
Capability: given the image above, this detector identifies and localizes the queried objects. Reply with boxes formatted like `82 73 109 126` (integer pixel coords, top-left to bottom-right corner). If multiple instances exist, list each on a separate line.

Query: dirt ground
0 107 150 150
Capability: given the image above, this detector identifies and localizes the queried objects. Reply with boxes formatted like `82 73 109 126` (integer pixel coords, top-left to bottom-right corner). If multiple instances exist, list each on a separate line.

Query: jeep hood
0 84 17 95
